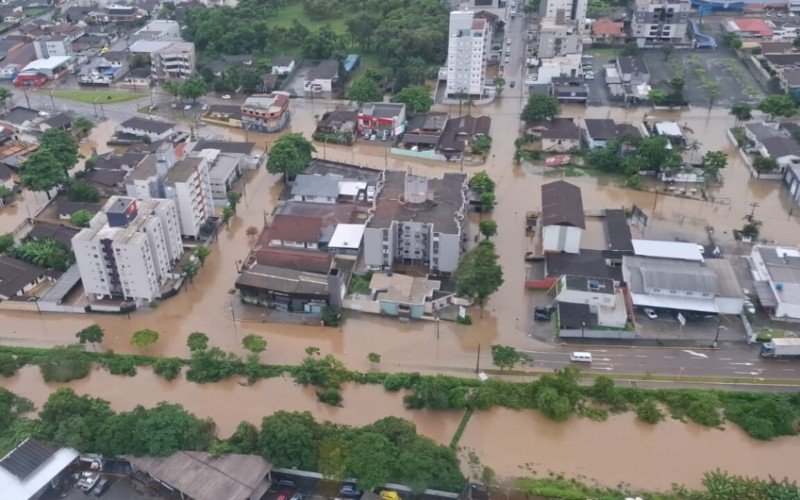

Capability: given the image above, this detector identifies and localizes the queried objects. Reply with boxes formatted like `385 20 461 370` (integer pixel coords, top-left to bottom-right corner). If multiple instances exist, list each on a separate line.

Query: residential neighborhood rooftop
541 180 585 229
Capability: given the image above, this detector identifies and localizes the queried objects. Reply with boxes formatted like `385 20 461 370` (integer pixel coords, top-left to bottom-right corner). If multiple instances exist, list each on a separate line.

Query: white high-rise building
164 156 214 239
72 197 183 302
537 0 587 58
445 10 488 98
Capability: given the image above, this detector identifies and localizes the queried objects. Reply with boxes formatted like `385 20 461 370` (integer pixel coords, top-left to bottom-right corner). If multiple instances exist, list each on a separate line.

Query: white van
569 352 592 363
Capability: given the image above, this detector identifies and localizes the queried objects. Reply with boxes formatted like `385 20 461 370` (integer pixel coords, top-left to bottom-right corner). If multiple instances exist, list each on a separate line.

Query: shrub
153 358 183 381
38 348 92 382
105 356 136 376
383 372 420 391
186 348 243 383
0 353 19 377
457 315 472 325
316 387 343 406
635 399 663 424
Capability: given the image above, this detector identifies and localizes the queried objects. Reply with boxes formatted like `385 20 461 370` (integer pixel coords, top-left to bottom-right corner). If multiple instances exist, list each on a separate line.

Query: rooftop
0 438 79 500
118 116 174 134
558 302 597 329
761 136 800 159
328 223 365 250
266 214 323 244
272 56 294 66
0 255 47 299
126 452 271 500
439 115 491 152
605 209 633 252
303 159 382 182
291 173 342 199
564 275 615 294
632 239 704 261
194 140 255 155
370 272 440 305
732 18 774 36
367 171 467 234
308 60 339 80
592 21 623 37
527 117 581 139
164 157 203 184
624 255 719 295
584 118 617 141
359 102 406 120
617 56 648 75
546 249 623 281
27 222 79 250
252 246 333 274
541 180 585 229
236 264 329 296
43 113 73 129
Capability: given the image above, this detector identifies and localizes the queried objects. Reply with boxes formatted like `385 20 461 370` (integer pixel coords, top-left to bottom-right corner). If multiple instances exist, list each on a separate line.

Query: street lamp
714 321 728 348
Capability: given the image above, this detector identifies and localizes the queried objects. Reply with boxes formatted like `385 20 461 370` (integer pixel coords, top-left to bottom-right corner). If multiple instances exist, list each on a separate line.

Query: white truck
760 338 800 358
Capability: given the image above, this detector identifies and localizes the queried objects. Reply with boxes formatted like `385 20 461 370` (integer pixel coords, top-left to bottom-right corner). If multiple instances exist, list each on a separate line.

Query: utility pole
748 201 760 217
475 343 481 374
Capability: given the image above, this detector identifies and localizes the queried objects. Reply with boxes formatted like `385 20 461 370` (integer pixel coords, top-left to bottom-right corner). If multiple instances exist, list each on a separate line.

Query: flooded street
5 364 800 490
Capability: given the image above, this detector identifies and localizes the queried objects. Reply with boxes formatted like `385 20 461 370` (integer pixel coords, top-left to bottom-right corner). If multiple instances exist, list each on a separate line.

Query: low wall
559 328 636 340
390 148 446 162
342 298 381 314
0 300 38 312
38 302 86 314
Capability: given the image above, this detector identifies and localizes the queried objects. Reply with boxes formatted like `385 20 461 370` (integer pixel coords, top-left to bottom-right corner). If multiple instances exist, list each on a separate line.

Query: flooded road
5 365 799 490
2 94 800 375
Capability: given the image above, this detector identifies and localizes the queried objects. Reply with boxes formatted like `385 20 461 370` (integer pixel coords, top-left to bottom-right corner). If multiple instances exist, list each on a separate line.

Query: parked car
340 484 363 499
290 494 304 500
201 103 209 110
644 308 658 319
93 478 110 496
743 146 759 154
534 311 551 321
277 489 293 500
276 479 297 490
221 94 232 100
744 300 756 315
510 80 516 87
585 74 594 80
183 104 191 111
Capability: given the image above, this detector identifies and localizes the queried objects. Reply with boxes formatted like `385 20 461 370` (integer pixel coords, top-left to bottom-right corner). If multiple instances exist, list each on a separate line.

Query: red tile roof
733 18 774 37
592 21 623 37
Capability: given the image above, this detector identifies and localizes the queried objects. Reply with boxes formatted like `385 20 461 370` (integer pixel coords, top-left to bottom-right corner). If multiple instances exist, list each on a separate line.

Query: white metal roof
0 446 78 499
22 56 71 72
629 292 719 313
632 239 704 262
328 223 365 249
339 180 367 197
655 121 682 137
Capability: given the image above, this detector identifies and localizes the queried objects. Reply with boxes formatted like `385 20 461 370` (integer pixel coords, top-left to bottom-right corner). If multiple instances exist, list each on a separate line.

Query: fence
559 328 637 340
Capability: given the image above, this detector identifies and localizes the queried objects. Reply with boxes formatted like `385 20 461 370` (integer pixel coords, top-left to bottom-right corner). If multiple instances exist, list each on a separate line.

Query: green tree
258 411 320 470
72 117 94 139
180 77 208 102
0 87 11 109
730 102 753 125
392 85 433 114
493 77 506 96
183 260 199 282
303 25 339 59
490 344 524 371
347 76 383 105
0 186 12 202
345 432 394 490
19 149 68 198
221 206 235 225
521 94 560 122
266 133 316 181
536 386 573 421
153 358 183 381
472 135 492 153
635 399 663 424
453 241 504 316
367 352 381 363
10 238 72 271
701 150 728 179
661 43 674 61
478 219 498 240
648 89 669 106
38 388 113 451
621 42 640 56
756 94 796 120
193 246 210 265
164 81 182 101
187 331 209 352
227 190 242 212
705 81 722 110
68 179 100 202
0 233 13 253
305 346 321 356
131 329 159 351
740 214 762 238
753 155 778 174
75 324 104 351
41 128 79 175
69 209 94 228
125 402 215 456
468 171 495 193
242 333 267 355
479 192 496 213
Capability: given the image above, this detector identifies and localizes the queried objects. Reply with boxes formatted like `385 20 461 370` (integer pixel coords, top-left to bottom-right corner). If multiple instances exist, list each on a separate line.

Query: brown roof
262 215 323 244
253 247 332 274
527 118 581 140
541 180 585 229
592 21 623 37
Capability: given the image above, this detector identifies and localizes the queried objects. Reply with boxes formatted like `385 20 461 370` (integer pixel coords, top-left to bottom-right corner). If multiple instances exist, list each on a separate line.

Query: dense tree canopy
19 149 68 196
346 77 383 105
521 94 560 122
454 241 504 310
266 133 315 180
392 85 433 114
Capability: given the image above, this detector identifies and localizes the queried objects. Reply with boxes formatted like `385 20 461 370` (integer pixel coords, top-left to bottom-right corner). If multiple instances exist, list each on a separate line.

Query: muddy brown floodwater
5 365 800 491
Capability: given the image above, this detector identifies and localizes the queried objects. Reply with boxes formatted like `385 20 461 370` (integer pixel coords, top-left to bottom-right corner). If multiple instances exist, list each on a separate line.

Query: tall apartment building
363 171 469 274
241 93 290 132
33 36 73 59
164 157 214 239
445 10 489 98
151 41 196 81
537 0 587 58
72 197 183 301
630 0 691 48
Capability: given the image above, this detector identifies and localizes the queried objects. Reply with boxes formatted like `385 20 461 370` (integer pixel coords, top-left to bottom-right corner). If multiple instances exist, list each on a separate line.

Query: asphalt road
520 345 800 380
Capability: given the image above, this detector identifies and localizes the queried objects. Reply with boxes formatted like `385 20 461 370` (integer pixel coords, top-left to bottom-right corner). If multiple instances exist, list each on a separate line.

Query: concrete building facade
363 172 468 274
72 197 183 301
445 10 489 97
630 0 691 48
164 157 214 239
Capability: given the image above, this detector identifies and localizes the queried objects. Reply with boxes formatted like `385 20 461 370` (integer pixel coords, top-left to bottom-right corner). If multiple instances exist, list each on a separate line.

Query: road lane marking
781 368 796 372
719 358 732 361
729 362 754 366
662 355 675 359
682 350 709 359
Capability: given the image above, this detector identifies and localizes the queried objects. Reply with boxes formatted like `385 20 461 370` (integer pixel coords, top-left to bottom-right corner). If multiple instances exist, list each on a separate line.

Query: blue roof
344 54 359 72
